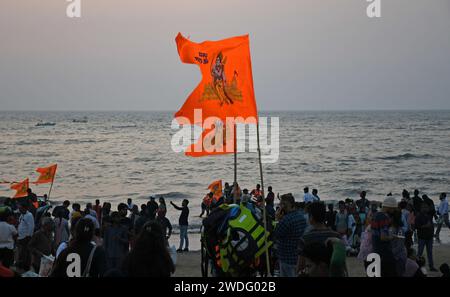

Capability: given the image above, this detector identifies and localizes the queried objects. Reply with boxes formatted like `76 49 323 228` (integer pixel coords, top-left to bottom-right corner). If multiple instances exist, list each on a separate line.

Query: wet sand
173 243 450 277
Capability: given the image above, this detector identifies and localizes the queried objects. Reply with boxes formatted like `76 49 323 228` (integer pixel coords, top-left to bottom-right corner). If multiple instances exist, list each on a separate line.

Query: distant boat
36 122 56 127
72 117 88 123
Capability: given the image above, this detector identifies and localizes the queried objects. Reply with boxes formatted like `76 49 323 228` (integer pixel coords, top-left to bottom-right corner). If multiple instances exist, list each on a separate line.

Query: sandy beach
173 243 450 277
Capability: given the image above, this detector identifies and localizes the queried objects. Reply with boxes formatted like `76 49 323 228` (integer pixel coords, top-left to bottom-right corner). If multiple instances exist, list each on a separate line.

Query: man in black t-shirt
415 203 437 272
171 199 189 252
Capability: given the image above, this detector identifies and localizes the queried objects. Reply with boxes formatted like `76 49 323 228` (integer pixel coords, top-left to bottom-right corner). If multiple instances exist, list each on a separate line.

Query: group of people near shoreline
199 184 450 277
0 185 449 277
0 190 185 277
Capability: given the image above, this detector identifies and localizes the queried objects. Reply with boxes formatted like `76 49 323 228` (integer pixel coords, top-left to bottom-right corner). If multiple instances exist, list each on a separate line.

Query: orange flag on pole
34 164 57 184
11 178 29 198
208 180 222 200
174 33 258 156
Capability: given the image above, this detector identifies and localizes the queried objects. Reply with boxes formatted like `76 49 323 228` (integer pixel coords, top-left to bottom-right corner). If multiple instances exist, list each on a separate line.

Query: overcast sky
1 0 449 111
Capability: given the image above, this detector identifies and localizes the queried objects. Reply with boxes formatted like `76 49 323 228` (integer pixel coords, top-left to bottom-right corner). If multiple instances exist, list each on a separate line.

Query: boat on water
36 122 56 127
72 117 88 123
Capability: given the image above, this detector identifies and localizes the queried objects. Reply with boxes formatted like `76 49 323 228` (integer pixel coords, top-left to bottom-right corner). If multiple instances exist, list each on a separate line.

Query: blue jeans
417 239 434 268
279 262 297 277
179 225 189 250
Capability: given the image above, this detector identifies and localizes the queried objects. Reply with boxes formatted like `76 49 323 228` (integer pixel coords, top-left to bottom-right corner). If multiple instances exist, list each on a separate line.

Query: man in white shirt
435 192 450 242
0 209 18 268
303 187 315 203
16 202 35 270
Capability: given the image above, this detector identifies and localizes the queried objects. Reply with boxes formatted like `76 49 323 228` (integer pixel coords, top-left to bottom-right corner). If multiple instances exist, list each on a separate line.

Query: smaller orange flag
208 180 223 200
34 164 57 184
11 178 29 199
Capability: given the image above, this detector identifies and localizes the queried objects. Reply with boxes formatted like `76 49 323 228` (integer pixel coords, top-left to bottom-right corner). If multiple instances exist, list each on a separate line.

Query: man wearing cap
370 196 398 277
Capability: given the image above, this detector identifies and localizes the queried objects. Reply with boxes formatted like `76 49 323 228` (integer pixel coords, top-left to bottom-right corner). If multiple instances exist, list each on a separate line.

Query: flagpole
256 119 271 276
47 179 54 202
233 123 237 204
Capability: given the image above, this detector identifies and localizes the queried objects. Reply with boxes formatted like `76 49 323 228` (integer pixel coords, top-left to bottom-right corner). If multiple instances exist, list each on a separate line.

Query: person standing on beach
147 197 159 220
265 186 276 219
371 196 398 277
415 203 438 272
325 203 337 231
54 209 70 249
297 202 340 274
103 212 129 271
435 193 450 242
303 187 315 203
199 193 213 218
356 191 370 211
312 189 320 201
121 221 175 277
412 190 423 214
156 211 172 245
224 182 232 201
16 202 34 271
231 182 242 204
52 200 70 221
28 217 54 273
0 209 17 268
127 198 135 211
274 194 307 277
51 218 106 277
158 197 167 217
93 200 102 225
171 199 190 253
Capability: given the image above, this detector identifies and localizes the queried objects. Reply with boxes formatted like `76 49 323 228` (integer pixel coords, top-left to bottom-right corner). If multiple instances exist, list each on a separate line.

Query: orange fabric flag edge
185 122 236 157
11 178 29 199
34 164 57 184
208 180 222 199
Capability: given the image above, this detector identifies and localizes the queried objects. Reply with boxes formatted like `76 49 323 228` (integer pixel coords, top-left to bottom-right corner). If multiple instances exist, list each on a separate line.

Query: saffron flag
11 178 29 199
185 119 236 157
175 33 258 156
208 179 222 200
34 164 57 184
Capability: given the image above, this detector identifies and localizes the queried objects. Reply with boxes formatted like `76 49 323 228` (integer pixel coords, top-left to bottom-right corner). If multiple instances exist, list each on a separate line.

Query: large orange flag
11 178 29 198
208 179 222 200
175 33 258 156
34 164 57 184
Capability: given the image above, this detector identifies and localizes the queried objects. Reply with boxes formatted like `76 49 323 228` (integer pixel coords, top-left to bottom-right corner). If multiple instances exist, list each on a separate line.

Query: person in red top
199 193 213 217
93 199 102 225
251 184 263 206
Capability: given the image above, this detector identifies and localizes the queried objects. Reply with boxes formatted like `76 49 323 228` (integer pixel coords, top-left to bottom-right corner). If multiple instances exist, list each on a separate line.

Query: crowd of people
199 184 449 277
0 185 449 278
0 190 182 277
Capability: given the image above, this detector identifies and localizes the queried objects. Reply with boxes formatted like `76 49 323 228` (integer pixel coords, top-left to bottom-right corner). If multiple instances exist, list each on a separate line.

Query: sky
1 0 449 111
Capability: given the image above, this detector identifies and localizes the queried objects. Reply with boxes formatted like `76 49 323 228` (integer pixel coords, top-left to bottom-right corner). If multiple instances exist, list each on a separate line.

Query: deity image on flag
201 52 243 106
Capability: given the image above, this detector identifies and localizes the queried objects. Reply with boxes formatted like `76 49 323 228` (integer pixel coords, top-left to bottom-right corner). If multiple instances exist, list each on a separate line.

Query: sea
1 110 450 240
